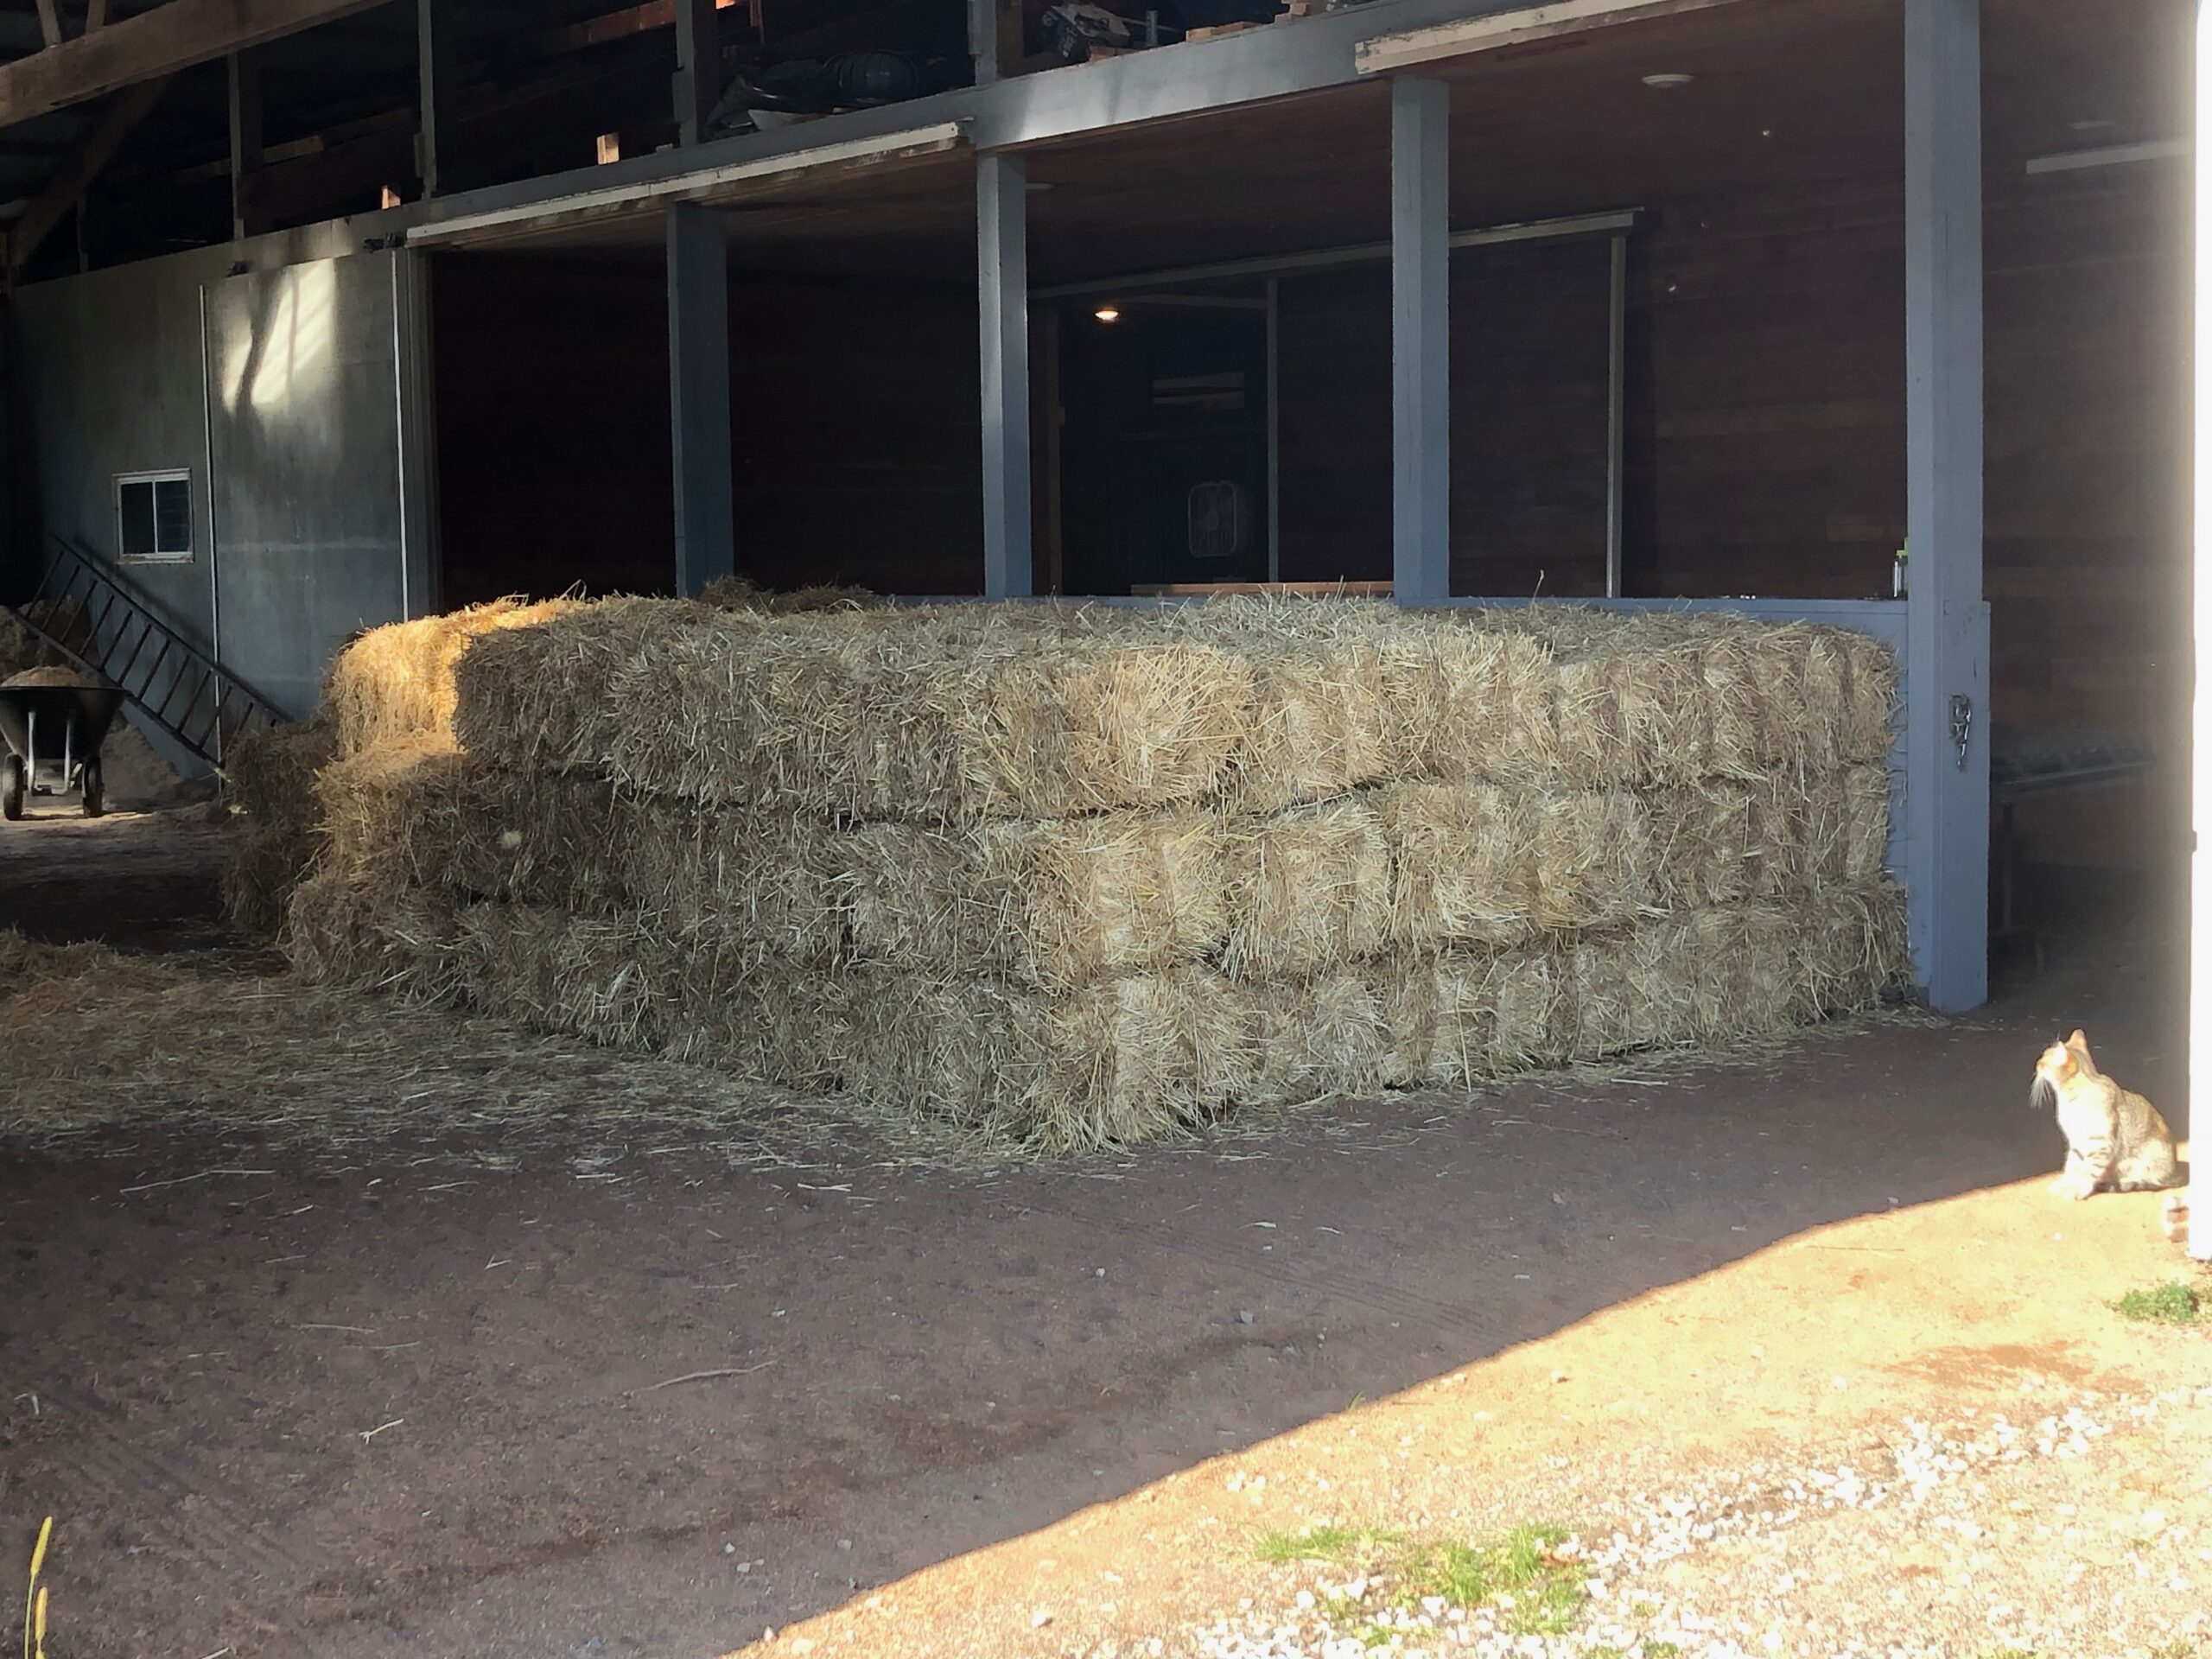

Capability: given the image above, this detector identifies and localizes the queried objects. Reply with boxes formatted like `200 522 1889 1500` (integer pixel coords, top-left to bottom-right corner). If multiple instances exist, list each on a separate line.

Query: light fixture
1641 72 1694 88
1093 305 1122 323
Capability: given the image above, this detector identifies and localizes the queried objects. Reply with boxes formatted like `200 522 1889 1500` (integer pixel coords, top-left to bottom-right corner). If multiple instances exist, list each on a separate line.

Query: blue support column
1904 0 1991 1012
667 200 734 597
1391 75 1450 606
978 150 1033 599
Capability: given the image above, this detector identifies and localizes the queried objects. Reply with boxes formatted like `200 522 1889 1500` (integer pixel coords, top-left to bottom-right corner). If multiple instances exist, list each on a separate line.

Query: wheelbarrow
0 681 125 820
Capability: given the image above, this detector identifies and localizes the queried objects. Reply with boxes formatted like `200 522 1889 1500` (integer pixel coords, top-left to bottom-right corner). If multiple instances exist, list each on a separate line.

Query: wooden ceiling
486 0 2183 289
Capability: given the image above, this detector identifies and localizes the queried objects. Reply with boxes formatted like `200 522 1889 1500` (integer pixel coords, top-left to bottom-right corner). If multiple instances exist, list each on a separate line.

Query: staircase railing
5 535 287 772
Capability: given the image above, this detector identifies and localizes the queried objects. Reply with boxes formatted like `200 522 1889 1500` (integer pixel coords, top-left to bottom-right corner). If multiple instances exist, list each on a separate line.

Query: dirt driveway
0 811 2199 1658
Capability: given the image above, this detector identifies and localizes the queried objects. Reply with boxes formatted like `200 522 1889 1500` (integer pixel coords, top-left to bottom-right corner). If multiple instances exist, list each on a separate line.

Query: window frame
115 469 195 565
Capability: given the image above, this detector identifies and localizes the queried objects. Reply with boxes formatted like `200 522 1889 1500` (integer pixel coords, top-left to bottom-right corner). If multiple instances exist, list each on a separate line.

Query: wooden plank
34 0 62 49
5 73 171 275
0 0 387 128
85 0 108 30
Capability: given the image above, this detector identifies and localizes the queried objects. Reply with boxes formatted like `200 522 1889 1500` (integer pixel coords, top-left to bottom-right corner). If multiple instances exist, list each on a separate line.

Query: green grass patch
1251 1523 1401 1565
1397 1522 1586 1635
2113 1281 2206 1326
1641 1645 1683 1659
1255 1518 1588 1638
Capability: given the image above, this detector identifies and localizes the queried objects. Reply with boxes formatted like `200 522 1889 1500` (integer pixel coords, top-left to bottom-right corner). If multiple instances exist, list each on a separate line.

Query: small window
117 471 194 563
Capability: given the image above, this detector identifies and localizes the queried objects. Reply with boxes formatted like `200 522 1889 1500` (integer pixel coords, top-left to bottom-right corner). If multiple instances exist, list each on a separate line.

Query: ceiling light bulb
1094 306 1122 323
1641 72 1695 89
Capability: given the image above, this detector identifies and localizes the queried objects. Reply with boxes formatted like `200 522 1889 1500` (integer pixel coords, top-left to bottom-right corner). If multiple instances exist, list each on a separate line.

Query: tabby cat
2032 1029 2179 1200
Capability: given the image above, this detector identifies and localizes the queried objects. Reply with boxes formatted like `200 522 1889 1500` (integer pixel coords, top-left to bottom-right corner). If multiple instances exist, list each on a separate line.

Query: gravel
1181 1381 2212 1659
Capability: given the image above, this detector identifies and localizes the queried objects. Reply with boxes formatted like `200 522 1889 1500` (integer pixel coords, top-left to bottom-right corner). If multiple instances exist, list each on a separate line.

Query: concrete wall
7 232 430 723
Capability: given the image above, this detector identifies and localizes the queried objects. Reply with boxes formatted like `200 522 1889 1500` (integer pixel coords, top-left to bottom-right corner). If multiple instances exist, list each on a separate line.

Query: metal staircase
5 536 287 772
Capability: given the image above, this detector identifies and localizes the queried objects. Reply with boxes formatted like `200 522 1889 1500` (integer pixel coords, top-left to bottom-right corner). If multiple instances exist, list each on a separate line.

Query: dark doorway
1058 294 1272 595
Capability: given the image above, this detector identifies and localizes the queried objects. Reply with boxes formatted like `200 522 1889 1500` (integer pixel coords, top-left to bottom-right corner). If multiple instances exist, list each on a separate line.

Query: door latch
1948 694 1974 772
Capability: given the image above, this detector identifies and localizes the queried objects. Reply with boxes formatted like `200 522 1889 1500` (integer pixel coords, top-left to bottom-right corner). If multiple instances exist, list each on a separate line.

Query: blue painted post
1904 0 1990 1013
666 200 734 597
2189 0 2210 1260
978 150 1033 599
1391 75 1450 606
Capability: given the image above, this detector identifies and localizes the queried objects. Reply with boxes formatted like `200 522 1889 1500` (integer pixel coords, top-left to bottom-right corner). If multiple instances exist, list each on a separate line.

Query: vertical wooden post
667 201 734 596
1391 76 1449 606
226 49 264 240
675 0 721 147
978 151 1032 598
416 0 458 199
1904 0 1990 1013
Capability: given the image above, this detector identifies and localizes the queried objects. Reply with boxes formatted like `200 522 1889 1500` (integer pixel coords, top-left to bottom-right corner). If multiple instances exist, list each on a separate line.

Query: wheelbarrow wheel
79 755 104 819
2 754 22 821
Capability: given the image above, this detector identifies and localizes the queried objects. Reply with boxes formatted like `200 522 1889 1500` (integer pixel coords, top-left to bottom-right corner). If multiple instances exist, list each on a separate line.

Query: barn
0 0 2201 1653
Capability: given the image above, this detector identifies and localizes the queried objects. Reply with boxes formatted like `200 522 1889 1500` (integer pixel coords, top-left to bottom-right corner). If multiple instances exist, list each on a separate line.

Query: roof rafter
0 0 386 130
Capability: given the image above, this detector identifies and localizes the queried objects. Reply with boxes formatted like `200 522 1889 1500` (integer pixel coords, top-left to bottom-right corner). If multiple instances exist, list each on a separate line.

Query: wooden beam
226 49 265 239
34 0 62 49
85 0 109 31
416 0 459 196
0 0 385 129
5 73 169 275
673 0 717 145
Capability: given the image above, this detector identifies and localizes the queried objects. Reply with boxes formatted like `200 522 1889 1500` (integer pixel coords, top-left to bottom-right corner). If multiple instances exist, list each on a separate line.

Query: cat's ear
2068 1028 2089 1050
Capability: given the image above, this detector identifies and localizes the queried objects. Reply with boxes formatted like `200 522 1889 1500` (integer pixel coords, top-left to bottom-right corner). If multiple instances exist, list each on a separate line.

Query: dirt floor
0 810 2203 1659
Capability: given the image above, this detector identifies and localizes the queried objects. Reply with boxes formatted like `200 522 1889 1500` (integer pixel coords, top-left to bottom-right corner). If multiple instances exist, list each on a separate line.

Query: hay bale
845 810 1230 989
460 599 1252 821
302 879 1907 1151
220 718 340 936
1223 797 1391 980
323 598 577 757
841 968 1265 1150
283 866 459 997
453 597 1898 819
1384 784 1652 952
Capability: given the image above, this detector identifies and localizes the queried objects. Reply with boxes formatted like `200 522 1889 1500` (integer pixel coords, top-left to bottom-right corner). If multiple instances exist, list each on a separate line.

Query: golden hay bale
467 599 1250 820
323 597 578 758
845 810 1229 989
313 738 642 917
453 902 673 1052
447 594 1898 817
1223 797 1391 980
1843 764 1894 886
283 866 459 997
1252 969 1396 1103
841 968 1265 1150
1383 784 1653 952
298 878 1906 1152
220 718 341 936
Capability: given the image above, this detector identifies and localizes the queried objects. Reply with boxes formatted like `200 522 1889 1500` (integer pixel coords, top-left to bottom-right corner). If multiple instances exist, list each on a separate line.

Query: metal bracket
1948 693 1974 772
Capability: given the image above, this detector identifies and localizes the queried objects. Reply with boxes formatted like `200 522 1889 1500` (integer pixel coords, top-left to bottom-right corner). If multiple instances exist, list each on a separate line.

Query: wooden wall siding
728 276 984 597
432 260 986 605
1623 175 1910 602
1272 236 1612 594
1273 264 1391 586
432 256 675 607
1984 163 2188 868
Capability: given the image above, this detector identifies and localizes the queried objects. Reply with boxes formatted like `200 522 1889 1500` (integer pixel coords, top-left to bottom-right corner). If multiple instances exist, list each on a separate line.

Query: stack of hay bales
284 595 1906 1150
